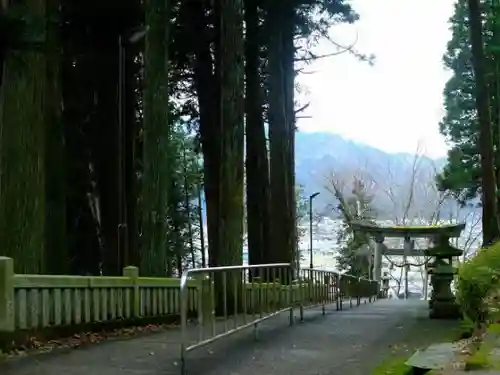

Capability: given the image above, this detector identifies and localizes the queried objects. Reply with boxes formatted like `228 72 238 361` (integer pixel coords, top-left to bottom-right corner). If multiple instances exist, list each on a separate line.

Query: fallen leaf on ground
1 322 181 361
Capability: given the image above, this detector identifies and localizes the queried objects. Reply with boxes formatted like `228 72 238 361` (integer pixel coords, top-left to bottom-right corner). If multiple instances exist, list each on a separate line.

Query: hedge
456 241 500 325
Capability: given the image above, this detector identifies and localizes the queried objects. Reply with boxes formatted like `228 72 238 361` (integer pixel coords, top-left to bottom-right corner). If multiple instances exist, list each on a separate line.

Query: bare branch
294 48 355 63
300 70 318 75
294 102 310 115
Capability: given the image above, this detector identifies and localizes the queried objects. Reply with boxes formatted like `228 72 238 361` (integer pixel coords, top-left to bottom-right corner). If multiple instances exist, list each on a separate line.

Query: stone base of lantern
429 299 462 320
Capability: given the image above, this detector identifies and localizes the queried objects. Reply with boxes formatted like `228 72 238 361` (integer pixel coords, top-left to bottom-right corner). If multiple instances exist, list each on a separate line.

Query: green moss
489 305 500 323
489 354 500 369
465 325 500 371
487 323 500 335
371 356 411 375
465 343 492 370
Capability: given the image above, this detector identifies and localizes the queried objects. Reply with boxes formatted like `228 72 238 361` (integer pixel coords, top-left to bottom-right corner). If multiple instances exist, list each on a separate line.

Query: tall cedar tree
212 0 245 268
0 0 65 273
141 0 170 275
244 0 272 271
467 0 500 245
266 2 297 265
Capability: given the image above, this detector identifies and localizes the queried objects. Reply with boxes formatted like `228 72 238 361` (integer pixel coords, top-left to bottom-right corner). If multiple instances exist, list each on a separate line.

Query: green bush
456 241 500 325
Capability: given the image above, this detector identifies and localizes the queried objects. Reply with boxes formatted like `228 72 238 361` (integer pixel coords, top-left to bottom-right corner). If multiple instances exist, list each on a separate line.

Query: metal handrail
294 268 379 318
179 264 379 374
180 263 293 373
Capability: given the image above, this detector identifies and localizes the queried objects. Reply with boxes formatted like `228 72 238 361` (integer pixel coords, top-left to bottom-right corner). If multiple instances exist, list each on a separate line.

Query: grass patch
465 342 491 371
487 323 500 335
463 323 500 371
371 356 411 375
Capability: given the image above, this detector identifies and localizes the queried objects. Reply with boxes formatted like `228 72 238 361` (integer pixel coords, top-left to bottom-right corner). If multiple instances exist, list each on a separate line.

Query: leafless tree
367 147 480 296
324 144 481 297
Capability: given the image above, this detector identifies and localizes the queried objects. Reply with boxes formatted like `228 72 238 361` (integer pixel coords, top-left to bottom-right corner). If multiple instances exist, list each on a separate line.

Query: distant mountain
199 131 469 221
294 132 454 219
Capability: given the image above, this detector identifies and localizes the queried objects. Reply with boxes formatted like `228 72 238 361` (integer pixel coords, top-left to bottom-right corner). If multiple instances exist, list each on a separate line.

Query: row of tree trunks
0 0 299 277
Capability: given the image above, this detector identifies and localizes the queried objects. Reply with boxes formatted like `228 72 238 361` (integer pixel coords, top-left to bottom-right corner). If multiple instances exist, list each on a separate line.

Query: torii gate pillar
373 235 384 283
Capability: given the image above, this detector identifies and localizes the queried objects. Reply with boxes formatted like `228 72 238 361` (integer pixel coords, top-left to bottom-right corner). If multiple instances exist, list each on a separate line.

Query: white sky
297 0 456 158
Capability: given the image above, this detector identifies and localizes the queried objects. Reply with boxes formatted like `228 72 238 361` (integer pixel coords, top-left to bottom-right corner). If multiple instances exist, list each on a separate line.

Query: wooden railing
0 257 198 332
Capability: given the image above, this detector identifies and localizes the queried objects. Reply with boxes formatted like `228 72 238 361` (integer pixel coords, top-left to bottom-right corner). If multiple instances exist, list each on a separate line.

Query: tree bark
182 149 196 268
0 0 65 273
186 0 219 268
212 0 245 268
266 3 296 265
196 181 206 267
44 0 67 274
244 0 271 271
141 0 170 275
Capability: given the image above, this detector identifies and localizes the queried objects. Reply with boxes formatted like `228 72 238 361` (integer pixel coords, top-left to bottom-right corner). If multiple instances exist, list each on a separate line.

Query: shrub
456 241 500 325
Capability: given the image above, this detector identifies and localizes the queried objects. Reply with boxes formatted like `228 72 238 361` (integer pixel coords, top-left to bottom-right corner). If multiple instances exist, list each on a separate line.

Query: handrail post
368 280 371 303
349 276 353 308
335 274 340 311
288 265 294 325
123 266 140 317
338 274 343 311
195 272 212 341
0 257 15 332
180 270 190 375
322 273 329 315
357 277 361 306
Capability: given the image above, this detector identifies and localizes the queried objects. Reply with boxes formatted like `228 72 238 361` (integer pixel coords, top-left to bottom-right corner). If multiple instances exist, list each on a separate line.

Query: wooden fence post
195 273 213 331
0 257 15 332
123 266 140 317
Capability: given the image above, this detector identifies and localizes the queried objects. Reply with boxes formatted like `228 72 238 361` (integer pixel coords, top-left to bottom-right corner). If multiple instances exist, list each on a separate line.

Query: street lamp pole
309 192 320 269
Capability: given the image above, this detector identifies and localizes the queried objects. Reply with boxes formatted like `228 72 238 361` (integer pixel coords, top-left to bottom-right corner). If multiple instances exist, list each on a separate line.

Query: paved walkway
1 299 428 375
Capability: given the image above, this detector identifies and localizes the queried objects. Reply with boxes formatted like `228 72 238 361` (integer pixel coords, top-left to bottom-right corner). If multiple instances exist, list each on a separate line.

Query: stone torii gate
350 221 466 319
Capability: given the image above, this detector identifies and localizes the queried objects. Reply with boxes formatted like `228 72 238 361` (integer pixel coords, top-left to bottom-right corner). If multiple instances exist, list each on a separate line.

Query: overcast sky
297 0 455 158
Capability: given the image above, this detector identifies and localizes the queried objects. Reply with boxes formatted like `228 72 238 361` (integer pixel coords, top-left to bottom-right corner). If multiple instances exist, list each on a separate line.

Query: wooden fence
0 257 199 332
